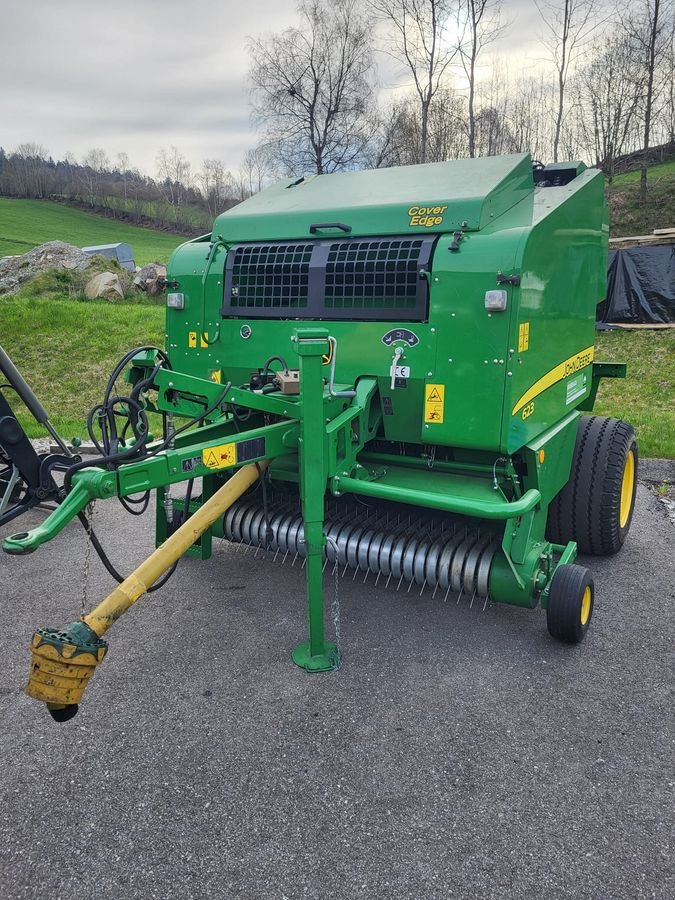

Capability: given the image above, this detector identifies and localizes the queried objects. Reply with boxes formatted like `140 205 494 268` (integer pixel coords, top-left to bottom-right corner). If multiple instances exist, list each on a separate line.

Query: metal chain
325 534 342 668
332 558 342 668
80 500 96 617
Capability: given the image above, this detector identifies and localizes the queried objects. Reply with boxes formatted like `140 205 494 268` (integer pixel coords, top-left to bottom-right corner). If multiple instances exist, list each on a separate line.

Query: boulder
0 241 93 296
84 272 125 301
133 262 167 296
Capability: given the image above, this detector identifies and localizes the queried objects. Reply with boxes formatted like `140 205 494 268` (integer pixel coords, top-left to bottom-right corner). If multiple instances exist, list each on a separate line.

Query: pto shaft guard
27 621 107 722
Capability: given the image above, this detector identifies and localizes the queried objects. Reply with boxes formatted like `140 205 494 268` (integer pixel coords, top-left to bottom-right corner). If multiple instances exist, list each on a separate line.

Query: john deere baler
4 153 637 720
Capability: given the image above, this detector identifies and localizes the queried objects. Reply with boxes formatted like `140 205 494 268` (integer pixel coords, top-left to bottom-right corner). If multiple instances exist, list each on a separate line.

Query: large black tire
546 416 638 556
546 564 594 643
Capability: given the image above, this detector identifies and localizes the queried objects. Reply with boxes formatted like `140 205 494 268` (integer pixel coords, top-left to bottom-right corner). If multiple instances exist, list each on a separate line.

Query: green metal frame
3 329 582 663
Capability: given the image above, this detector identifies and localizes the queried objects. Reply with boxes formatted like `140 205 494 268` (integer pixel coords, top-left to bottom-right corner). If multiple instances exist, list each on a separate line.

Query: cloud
1 0 549 176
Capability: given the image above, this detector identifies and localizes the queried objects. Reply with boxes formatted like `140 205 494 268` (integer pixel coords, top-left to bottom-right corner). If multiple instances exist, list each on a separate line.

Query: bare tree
371 0 459 163
663 12 675 143
536 0 602 162
575 33 644 176
14 142 49 198
456 0 506 157
425 87 468 159
624 0 671 201
240 145 276 195
366 86 466 166
507 74 555 160
249 0 375 175
198 158 236 217
116 151 130 205
156 146 192 223
80 148 110 207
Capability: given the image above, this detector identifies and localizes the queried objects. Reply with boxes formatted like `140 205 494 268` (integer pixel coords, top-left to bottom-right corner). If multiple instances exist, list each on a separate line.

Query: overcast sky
1 0 544 178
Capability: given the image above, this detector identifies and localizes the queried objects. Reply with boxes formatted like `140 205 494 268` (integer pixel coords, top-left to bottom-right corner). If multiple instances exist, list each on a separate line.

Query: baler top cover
212 153 536 242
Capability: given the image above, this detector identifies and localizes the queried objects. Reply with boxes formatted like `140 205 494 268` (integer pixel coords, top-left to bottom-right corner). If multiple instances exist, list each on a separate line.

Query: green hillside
0 198 186 265
608 159 675 237
0 295 164 442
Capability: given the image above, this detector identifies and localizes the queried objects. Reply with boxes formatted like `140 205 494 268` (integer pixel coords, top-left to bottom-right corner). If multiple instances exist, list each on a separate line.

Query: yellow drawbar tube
83 460 268 636
27 461 268 720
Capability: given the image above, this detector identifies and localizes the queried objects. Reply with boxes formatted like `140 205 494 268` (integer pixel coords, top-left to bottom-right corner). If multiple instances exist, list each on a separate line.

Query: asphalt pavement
0 480 673 899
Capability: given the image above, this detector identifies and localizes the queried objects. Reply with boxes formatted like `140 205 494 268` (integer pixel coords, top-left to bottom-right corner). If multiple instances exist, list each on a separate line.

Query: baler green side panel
503 170 608 455
421 211 529 451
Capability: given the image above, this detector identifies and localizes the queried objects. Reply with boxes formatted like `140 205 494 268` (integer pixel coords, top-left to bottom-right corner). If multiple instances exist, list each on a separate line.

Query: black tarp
598 244 675 324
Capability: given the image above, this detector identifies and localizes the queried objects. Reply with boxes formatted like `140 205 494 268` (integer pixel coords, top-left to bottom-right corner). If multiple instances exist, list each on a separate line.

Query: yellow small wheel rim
619 449 635 528
580 586 592 626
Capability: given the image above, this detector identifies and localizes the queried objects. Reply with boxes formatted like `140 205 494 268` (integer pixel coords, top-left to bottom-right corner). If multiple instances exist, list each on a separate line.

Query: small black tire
546 564 594 643
546 415 638 556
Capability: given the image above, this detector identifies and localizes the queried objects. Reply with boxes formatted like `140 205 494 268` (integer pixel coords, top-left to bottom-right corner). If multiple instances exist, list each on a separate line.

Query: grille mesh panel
229 243 312 309
325 239 425 310
222 235 435 320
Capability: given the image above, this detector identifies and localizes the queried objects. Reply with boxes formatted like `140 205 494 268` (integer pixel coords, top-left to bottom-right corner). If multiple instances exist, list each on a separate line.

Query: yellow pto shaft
27 461 268 721
83 461 268 636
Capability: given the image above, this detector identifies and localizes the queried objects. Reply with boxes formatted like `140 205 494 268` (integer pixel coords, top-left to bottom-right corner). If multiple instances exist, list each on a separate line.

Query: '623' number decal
521 401 535 420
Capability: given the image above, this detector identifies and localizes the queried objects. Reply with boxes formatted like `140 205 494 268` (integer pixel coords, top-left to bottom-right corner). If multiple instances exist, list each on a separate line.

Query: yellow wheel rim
619 449 635 528
580 586 592 626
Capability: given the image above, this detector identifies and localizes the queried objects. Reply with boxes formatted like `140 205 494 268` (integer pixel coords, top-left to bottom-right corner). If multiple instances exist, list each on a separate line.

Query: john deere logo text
562 347 593 376
408 205 447 228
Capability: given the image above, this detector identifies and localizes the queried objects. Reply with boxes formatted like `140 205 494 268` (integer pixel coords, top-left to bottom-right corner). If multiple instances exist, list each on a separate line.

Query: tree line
1 0 672 234
0 145 267 234
250 0 674 199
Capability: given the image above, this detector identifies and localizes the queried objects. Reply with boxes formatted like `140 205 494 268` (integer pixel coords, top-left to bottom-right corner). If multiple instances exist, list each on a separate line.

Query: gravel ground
0 482 673 899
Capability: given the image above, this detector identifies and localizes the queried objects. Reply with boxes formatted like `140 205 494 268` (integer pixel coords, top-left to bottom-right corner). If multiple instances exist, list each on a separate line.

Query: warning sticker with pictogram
424 383 445 423
202 442 236 470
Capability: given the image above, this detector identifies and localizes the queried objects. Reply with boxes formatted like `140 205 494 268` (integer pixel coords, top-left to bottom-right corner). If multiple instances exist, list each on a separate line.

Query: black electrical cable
77 477 195 592
255 462 273 548
119 492 150 516
65 375 232 493
64 345 227 594
261 356 289 378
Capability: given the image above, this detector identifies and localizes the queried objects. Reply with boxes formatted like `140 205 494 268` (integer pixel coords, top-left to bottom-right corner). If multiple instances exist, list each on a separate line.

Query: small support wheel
546 564 594 643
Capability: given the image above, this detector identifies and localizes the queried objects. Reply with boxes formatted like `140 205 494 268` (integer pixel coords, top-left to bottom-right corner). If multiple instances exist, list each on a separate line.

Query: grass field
0 295 164 442
611 159 675 184
0 294 672 458
0 198 185 265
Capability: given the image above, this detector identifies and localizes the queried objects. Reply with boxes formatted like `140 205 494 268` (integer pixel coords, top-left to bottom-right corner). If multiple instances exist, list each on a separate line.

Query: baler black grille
325 239 423 311
221 235 435 320
227 243 312 310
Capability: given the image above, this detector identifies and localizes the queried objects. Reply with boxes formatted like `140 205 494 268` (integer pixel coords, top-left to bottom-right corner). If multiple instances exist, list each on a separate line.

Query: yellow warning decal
512 346 594 415
209 369 222 383
202 442 236 470
188 331 197 348
200 332 209 348
518 322 530 352
424 383 445 423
